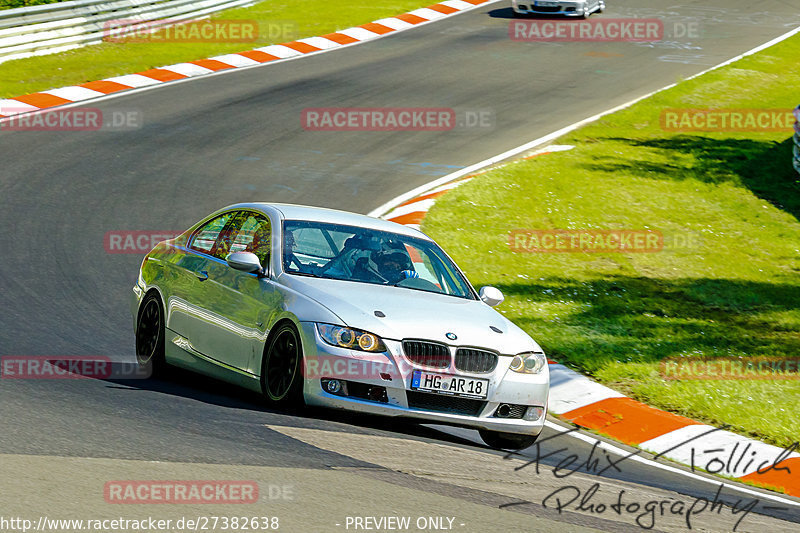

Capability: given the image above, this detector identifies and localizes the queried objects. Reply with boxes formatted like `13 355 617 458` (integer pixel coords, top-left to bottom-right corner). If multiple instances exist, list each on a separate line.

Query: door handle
195 270 209 281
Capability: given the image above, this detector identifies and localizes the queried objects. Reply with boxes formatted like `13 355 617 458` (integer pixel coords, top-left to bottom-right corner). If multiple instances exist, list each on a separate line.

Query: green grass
1 0 429 97
1 0 59 9
424 35 800 448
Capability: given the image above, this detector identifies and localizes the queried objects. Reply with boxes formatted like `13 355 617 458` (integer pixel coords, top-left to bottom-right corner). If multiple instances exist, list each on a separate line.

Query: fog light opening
496 404 512 418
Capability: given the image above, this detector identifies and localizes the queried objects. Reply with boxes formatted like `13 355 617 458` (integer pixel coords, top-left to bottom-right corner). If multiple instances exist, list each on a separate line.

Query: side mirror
479 286 504 307
227 252 266 277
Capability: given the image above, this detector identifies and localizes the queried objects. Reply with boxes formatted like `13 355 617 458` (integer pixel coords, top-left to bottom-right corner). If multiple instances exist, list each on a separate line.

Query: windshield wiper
286 270 321 278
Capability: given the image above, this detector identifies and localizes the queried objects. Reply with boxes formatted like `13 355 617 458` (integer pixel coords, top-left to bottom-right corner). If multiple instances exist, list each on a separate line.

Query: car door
189 210 279 374
166 210 238 343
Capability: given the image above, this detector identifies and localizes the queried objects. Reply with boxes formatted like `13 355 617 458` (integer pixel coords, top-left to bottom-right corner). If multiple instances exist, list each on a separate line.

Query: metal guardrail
793 105 800 175
0 0 256 63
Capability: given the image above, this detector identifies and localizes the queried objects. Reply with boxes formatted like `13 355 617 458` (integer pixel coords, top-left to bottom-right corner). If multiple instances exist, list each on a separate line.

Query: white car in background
512 0 605 18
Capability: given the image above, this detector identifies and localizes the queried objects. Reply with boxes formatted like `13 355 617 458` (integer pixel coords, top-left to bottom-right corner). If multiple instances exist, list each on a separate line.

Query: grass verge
424 35 800 448
1 0 430 98
1 0 59 9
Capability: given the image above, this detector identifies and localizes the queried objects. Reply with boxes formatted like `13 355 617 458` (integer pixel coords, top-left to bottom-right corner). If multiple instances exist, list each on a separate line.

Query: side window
189 212 236 255
229 212 271 266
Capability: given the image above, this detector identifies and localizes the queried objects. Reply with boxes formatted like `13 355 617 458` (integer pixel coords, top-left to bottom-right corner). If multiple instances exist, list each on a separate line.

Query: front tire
261 323 304 406
479 429 538 450
135 292 166 376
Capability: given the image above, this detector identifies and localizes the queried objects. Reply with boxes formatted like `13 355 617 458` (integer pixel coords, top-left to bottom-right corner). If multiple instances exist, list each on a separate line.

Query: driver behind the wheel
372 249 418 284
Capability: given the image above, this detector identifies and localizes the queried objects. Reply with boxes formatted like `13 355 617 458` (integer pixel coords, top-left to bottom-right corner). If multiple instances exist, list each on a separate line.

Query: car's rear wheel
479 429 538 450
136 293 166 376
261 323 304 405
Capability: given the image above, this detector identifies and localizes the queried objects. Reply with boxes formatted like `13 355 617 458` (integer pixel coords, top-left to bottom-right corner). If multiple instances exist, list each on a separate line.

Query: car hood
279 275 542 354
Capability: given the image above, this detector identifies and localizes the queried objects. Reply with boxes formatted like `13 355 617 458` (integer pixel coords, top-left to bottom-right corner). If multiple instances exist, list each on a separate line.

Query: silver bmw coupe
132 203 549 449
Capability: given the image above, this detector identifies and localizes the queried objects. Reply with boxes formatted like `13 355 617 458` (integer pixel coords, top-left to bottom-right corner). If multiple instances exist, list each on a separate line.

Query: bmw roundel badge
446 332 457 340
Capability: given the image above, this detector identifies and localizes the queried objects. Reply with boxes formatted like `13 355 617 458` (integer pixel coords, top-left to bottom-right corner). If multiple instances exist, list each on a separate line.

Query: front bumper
297 322 549 436
512 0 604 17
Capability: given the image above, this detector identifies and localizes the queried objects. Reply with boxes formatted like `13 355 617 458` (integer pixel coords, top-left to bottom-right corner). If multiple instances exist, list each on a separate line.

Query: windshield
282 220 475 299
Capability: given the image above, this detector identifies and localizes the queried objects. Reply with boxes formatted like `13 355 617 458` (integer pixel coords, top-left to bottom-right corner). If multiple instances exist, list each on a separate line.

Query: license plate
536 1 559 6
411 370 489 399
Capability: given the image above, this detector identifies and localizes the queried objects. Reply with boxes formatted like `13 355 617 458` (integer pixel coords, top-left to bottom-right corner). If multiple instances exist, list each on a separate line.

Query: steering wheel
352 256 388 283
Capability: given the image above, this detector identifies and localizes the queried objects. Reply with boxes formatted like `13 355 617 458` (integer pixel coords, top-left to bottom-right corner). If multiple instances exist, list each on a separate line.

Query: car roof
226 202 432 240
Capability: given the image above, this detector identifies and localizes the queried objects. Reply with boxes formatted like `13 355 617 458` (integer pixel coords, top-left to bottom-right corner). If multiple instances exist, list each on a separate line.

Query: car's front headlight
316 324 386 352
510 352 547 374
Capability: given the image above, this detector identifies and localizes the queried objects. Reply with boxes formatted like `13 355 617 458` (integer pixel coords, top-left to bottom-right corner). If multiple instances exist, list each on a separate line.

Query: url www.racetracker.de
0 516 280 532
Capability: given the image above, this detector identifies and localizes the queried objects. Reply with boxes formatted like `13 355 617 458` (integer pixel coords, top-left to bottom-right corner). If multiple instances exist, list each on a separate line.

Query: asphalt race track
2 0 800 531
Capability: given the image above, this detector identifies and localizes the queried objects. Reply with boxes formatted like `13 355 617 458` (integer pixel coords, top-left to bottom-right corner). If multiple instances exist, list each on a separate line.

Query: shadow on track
104 364 481 449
